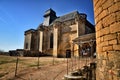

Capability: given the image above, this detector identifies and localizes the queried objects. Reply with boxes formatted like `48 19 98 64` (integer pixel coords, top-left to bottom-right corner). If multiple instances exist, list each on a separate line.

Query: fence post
15 53 19 77
38 55 40 69
53 56 55 65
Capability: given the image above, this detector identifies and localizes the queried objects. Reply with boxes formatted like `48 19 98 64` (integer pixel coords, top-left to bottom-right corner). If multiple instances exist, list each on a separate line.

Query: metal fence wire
0 55 96 80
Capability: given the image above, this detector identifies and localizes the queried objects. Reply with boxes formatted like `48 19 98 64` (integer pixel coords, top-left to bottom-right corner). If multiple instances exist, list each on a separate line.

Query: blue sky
0 0 94 51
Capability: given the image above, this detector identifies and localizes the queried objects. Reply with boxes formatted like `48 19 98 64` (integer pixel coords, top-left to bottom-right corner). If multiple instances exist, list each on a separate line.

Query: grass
0 55 65 78
0 56 16 65
0 60 16 65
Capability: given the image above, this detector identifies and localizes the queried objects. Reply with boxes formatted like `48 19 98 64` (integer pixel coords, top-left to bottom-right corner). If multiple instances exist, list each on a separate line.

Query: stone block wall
24 33 32 50
93 0 120 80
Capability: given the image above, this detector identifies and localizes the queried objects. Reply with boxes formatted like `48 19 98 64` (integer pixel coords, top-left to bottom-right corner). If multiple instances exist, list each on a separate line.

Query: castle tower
43 8 57 26
93 0 120 80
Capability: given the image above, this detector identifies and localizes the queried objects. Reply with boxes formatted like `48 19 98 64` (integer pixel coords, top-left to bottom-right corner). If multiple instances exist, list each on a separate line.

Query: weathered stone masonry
24 9 95 57
93 0 120 80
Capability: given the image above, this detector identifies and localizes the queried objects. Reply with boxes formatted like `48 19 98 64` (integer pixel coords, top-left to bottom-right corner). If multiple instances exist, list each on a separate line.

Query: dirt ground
0 57 66 80
2 62 67 80
0 56 92 80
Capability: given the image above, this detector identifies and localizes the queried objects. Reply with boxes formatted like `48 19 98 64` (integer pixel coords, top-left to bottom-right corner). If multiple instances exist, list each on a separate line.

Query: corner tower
43 8 57 26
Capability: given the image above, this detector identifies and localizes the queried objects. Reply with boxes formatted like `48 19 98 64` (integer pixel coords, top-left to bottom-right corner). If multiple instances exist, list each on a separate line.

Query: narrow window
25 43 28 49
50 33 53 48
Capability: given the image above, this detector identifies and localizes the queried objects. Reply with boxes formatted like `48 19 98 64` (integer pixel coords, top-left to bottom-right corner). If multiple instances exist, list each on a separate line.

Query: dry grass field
0 55 93 80
0 55 66 80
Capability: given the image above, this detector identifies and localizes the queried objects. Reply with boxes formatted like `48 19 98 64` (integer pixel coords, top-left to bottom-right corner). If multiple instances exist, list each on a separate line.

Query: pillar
53 24 58 57
75 15 86 57
39 31 43 52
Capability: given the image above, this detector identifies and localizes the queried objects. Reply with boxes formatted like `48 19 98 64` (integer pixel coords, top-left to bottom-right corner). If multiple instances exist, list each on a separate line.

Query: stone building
24 9 95 57
93 0 120 80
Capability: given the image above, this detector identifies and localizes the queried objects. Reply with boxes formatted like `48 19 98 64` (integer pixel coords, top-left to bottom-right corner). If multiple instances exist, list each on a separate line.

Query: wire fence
0 55 96 80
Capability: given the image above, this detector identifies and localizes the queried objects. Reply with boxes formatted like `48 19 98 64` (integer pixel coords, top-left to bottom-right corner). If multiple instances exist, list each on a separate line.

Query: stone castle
24 9 95 57
23 0 120 80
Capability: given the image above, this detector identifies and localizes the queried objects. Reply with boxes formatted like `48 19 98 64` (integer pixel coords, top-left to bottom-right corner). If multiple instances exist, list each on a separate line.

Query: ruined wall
93 0 120 80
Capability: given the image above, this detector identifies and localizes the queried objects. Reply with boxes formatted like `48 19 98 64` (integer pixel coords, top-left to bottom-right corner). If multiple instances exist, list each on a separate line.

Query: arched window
50 33 53 48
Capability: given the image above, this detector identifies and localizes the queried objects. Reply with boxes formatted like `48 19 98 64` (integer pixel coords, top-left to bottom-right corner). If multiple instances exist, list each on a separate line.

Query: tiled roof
55 11 79 22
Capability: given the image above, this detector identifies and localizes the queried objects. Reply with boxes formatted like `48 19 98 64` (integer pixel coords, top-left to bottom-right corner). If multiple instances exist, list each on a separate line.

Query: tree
0 49 4 53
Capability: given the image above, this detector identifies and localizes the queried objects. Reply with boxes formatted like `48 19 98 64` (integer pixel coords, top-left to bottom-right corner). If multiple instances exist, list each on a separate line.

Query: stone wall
59 20 78 57
24 33 32 50
93 0 120 80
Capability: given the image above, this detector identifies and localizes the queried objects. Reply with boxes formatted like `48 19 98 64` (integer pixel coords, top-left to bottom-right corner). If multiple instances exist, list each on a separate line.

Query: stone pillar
75 16 86 57
93 0 120 80
24 33 32 50
77 21 85 36
75 14 86 36
76 21 85 37
53 23 58 57
74 20 80 57
39 31 43 52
